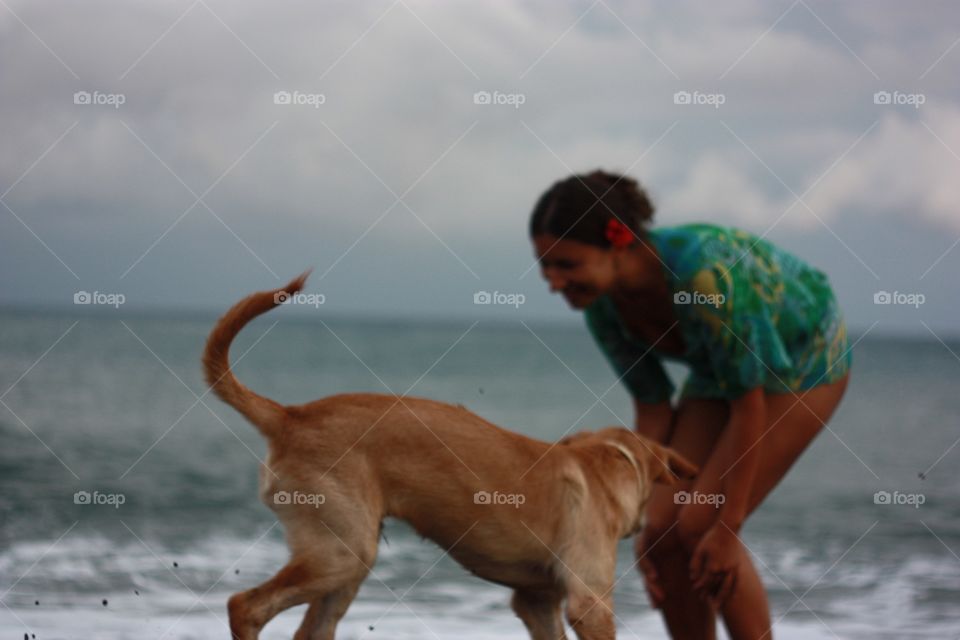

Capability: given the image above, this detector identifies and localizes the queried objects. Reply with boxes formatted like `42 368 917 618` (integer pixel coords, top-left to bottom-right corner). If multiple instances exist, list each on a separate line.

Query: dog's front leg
511 588 568 640
565 588 616 640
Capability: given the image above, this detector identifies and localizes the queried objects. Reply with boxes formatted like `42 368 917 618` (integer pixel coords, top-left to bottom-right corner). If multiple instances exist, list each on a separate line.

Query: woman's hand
634 529 666 609
689 523 741 607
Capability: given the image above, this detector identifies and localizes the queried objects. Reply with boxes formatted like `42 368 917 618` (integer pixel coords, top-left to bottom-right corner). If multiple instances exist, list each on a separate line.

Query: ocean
1 307 958 639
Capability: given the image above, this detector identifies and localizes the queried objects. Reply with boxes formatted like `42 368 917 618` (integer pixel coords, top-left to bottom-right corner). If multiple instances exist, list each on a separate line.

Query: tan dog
204 273 697 640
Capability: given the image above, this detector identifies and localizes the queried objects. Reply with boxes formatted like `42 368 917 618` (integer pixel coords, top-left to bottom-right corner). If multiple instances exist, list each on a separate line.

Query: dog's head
560 426 697 487
559 427 698 535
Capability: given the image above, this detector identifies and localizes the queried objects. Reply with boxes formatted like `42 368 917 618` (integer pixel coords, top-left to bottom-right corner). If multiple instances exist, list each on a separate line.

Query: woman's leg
638 397 730 640
639 372 850 640
675 372 851 640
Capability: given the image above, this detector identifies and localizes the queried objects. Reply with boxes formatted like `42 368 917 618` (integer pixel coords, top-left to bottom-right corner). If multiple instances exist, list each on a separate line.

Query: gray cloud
1 0 958 335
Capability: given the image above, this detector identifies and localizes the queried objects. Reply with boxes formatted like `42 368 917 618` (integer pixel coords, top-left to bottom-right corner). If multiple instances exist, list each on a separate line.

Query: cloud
804 104 960 230
0 0 958 333
660 151 780 228
659 104 960 234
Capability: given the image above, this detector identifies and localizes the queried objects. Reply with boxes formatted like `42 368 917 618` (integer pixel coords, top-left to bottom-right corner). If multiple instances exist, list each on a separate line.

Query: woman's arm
688 386 766 603
633 398 675 444
715 386 766 531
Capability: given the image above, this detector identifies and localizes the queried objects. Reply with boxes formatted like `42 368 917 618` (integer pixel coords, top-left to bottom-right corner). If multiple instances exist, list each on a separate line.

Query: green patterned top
585 223 851 402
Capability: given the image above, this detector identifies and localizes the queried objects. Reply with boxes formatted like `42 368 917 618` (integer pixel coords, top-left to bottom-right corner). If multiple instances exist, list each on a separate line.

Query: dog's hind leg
511 588 568 640
291 526 377 640
228 559 320 640
228 532 375 640
293 580 364 640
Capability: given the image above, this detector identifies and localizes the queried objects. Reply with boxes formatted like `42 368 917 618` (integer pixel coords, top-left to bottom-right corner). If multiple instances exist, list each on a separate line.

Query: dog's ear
653 445 698 485
624 432 699 485
558 430 594 446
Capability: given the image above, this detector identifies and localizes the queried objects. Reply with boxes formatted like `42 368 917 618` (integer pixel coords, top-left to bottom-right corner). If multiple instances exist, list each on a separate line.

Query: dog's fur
204 273 697 640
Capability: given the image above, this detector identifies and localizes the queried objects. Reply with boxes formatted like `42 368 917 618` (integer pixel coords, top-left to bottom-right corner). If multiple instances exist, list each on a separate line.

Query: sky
0 0 958 338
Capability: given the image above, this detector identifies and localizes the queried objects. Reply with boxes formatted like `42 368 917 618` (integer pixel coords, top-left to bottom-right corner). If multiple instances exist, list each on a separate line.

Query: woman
529 170 852 640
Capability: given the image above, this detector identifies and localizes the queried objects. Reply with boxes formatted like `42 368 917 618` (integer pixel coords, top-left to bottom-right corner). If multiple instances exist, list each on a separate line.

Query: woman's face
533 234 617 309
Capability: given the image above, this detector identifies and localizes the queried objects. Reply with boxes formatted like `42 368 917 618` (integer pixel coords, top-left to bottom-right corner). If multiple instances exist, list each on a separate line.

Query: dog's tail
202 270 311 439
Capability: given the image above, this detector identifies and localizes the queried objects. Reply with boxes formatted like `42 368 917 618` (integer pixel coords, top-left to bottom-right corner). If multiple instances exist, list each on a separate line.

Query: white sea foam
2 531 957 638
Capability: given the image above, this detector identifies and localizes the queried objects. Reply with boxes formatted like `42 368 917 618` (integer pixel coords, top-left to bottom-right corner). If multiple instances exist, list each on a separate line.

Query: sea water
1 309 958 639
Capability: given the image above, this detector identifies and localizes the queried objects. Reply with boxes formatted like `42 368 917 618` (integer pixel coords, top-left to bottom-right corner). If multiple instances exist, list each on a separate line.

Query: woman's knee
636 518 684 560
638 488 687 558
675 504 717 554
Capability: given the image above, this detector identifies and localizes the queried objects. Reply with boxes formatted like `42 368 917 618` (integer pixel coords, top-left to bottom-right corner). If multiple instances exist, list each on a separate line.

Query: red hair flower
605 218 635 248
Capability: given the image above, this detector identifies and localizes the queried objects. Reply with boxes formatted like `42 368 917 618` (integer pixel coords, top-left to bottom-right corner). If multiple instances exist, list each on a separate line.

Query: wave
1 529 958 639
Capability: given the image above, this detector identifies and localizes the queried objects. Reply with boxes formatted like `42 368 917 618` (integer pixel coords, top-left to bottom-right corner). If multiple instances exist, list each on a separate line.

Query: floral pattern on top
585 223 852 402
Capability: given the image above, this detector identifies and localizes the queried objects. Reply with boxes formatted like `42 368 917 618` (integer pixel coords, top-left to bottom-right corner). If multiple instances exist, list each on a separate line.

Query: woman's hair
528 169 655 247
